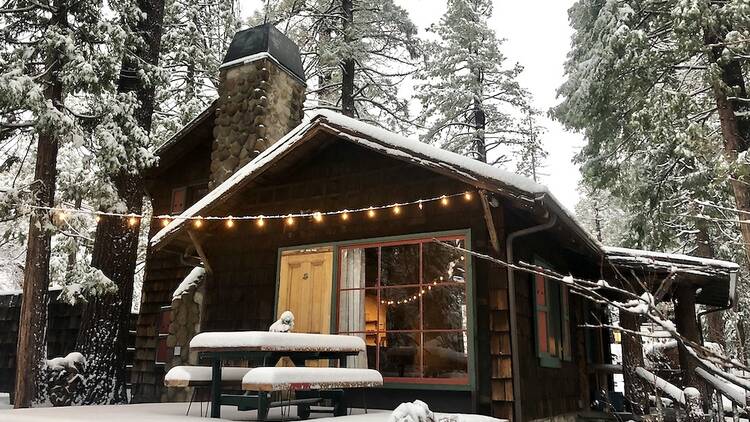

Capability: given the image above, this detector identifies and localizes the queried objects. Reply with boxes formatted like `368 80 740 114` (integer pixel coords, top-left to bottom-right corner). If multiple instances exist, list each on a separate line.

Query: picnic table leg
257 391 269 422
211 356 222 418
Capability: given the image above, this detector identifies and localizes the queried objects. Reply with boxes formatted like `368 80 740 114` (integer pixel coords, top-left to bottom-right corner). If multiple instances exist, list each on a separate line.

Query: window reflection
337 236 469 384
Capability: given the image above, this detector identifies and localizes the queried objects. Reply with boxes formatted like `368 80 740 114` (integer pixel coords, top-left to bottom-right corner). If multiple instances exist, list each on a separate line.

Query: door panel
277 251 334 335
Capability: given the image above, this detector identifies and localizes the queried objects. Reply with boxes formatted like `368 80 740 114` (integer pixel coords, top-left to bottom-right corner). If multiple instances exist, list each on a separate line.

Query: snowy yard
0 402 504 422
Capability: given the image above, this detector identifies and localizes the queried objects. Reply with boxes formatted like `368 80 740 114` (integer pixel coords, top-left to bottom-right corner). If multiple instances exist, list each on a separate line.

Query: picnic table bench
171 331 378 420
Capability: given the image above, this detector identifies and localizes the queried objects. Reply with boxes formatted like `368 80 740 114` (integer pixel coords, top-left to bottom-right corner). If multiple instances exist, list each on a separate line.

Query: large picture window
337 235 469 384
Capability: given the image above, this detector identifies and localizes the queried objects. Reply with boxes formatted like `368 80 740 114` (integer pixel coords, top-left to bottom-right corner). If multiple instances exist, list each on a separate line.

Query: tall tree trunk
619 310 649 415
75 0 165 405
705 28 750 269
693 224 725 347
14 0 67 408
340 0 355 117
473 96 486 163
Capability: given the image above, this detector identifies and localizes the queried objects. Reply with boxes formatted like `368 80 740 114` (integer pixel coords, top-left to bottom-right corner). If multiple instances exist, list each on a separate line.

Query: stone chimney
210 24 306 189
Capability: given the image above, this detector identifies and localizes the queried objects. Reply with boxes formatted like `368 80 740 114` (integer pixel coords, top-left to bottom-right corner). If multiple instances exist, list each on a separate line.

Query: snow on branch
430 238 750 396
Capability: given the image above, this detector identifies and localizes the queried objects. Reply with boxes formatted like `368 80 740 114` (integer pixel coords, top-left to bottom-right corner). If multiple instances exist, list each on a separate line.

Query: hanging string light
27 191 476 228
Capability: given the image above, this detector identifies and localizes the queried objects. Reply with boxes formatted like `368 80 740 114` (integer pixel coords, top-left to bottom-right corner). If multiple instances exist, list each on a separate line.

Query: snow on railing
695 367 747 407
636 367 687 406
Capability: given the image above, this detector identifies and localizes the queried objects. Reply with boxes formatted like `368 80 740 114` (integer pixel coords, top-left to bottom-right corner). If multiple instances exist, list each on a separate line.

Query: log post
619 309 649 414
674 283 709 409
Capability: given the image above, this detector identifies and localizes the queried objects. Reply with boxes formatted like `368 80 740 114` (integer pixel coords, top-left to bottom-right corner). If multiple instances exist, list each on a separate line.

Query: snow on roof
604 246 740 272
172 266 206 300
150 110 593 250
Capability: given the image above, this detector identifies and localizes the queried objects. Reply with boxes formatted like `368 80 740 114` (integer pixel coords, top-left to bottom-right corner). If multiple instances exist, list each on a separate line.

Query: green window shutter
561 286 572 362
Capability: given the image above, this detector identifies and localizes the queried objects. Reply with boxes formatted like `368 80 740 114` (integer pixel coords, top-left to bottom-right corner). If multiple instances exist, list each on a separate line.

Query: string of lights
26 191 476 228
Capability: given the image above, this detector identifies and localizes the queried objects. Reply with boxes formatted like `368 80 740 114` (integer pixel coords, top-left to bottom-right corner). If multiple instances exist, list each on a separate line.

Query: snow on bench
241 367 383 392
164 365 251 387
190 331 366 353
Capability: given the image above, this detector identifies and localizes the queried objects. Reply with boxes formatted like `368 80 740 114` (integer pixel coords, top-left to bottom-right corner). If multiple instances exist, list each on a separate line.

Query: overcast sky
239 0 583 211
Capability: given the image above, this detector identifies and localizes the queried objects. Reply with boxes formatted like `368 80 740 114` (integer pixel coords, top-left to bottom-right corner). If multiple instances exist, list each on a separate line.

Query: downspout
506 214 558 422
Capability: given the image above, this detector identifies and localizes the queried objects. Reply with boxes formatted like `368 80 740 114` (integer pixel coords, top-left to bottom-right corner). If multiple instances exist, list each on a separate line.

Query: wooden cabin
130 24 738 422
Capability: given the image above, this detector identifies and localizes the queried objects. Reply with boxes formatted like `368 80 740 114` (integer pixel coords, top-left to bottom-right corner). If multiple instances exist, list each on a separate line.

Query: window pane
156 338 170 363
338 289 378 334
379 332 421 378
423 239 466 284
158 309 172 335
381 244 420 286
537 310 548 354
340 247 378 289
382 287 420 331
423 332 468 379
535 275 546 306
423 284 467 330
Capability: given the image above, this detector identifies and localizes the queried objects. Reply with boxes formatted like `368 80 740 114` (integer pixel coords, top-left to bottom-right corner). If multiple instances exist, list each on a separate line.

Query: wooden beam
479 190 501 255
187 230 213 274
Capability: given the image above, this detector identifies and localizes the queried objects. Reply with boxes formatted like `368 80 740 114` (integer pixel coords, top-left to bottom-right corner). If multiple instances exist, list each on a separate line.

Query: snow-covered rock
389 400 434 422
46 352 86 371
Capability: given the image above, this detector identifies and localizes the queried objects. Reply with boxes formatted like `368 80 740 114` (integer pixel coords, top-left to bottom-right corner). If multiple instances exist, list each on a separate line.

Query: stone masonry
161 277 206 402
210 58 306 189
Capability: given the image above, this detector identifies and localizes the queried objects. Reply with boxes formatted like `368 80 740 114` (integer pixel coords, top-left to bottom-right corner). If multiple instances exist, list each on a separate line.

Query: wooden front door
277 249 334 335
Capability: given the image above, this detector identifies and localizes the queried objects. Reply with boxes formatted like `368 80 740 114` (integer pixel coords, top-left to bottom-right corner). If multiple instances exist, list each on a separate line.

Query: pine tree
415 0 529 164
73 0 166 404
0 0 129 406
515 111 548 181
154 0 240 138
257 0 421 130
553 0 750 404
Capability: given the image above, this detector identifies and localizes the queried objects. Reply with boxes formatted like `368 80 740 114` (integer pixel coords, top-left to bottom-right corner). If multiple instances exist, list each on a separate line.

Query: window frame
275 229 475 391
532 257 572 368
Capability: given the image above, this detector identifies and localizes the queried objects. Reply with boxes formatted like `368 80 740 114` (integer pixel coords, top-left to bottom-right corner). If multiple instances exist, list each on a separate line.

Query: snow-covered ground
0 402 506 422
0 393 11 410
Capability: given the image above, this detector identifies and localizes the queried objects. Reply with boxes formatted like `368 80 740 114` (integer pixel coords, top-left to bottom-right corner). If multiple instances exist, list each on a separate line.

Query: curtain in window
339 248 367 368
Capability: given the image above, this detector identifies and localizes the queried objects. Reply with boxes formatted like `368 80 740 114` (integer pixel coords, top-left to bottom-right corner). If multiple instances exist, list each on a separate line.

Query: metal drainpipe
506 214 558 422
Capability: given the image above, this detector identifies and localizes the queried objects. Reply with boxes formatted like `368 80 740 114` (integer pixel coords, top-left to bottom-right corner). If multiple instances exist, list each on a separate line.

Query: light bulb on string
95 215 101 223
313 212 323 222
161 218 170 227
226 217 234 228
194 218 203 228
392 205 401 215
128 215 138 227
257 216 265 227
286 215 294 226
367 208 375 218
418 200 423 210
464 191 472 201
341 211 349 221
441 195 449 206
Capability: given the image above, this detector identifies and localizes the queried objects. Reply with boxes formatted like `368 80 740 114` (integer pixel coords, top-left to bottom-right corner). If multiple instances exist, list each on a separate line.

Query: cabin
130 24 738 422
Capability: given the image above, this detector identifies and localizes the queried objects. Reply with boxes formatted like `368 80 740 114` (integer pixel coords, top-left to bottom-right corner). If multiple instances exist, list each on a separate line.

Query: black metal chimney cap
222 23 305 82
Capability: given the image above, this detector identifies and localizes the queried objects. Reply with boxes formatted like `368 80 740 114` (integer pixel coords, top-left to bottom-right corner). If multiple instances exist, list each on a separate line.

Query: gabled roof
150 110 597 250
604 246 738 307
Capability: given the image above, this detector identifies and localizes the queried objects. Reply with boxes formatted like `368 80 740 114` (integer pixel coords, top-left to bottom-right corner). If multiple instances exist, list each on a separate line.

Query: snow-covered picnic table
187 331 369 419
